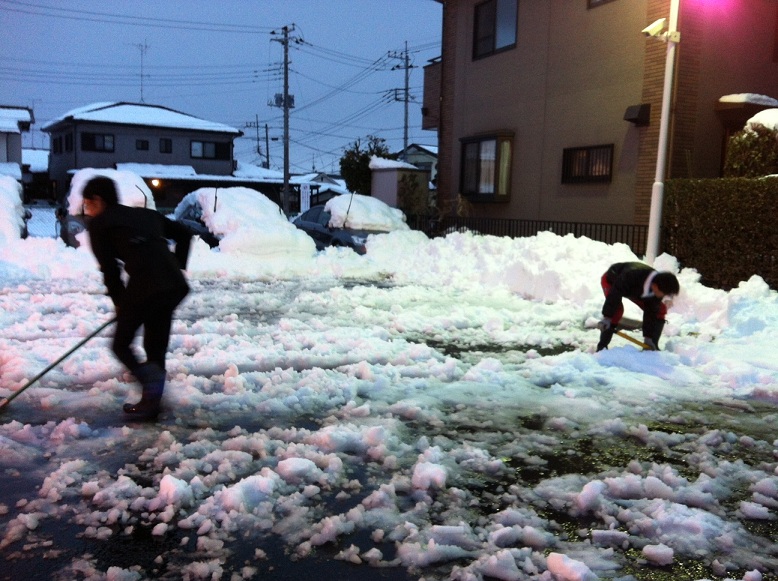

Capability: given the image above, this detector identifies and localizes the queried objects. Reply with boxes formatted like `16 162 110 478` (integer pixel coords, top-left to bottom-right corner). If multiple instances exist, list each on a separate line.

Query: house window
190 140 230 160
136 139 149 151
562 144 614 183
52 136 62 154
460 133 512 200
81 132 114 152
588 0 616 8
160 138 173 153
65 133 73 152
473 0 518 59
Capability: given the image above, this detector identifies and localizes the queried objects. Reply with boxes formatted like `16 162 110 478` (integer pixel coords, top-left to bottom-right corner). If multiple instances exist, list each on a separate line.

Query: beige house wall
441 0 648 223
435 0 778 227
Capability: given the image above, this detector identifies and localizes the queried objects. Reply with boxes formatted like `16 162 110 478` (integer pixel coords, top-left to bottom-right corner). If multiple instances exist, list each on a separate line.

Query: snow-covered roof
0 106 32 134
22 149 49 173
719 93 778 107
113 162 341 192
116 163 198 178
0 162 22 180
406 143 439 156
42 102 241 135
233 161 284 180
369 155 419 171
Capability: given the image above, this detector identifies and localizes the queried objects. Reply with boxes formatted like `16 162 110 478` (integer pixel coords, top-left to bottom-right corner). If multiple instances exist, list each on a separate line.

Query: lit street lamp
645 0 681 264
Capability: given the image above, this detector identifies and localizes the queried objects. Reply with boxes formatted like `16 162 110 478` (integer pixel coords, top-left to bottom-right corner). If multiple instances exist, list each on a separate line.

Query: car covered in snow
172 187 316 257
292 194 409 255
0 175 31 242
57 168 156 248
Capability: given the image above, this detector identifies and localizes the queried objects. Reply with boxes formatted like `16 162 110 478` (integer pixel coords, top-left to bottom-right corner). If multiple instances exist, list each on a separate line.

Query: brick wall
436 0 459 215
635 0 703 225
635 0 669 225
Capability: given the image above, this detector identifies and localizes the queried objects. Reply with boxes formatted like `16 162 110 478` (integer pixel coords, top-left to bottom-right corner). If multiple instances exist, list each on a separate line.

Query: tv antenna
132 40 150 102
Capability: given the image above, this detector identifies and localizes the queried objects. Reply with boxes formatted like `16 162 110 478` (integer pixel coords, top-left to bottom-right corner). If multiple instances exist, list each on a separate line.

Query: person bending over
83 176 192 419
597 261 679 352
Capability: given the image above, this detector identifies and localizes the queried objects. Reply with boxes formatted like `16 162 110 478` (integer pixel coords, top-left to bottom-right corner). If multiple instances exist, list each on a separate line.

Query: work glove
643 337 658 351
596 317 612 332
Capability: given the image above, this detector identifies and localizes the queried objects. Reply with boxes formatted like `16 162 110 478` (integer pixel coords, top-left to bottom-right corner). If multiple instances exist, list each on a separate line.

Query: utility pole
390 42 414 161
264 124 270 169
270 24 298 214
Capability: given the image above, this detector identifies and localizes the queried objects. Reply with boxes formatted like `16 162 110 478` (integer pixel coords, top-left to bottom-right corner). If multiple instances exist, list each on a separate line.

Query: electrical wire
0 0 275 33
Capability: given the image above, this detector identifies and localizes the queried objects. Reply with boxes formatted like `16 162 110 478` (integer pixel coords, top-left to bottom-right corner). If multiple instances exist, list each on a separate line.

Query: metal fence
406 215 649 255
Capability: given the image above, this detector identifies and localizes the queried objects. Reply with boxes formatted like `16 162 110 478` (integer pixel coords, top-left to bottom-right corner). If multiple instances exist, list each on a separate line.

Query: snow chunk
642 543 674 566
546 552 597 581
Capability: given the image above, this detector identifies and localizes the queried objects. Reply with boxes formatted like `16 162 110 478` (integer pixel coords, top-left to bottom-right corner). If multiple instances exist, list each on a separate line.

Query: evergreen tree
723 123 778 177
339 135 395 194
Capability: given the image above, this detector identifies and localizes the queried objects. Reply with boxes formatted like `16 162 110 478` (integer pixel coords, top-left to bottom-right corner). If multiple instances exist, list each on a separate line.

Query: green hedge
664 178 777 290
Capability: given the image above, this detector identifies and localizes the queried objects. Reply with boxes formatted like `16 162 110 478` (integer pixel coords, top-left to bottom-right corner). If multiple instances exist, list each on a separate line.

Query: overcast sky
0 0 442 174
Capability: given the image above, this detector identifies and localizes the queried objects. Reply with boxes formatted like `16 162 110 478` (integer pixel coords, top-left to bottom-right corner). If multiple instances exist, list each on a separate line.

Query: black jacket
87 205 191 308
602 262 665 338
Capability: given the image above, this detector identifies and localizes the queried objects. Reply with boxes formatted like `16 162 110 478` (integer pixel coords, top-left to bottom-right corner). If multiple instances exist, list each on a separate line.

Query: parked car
171 192 220 248
58 168 156 247
293 195 409 255
0 175 32 240
172 187 316 257
292 205 386 255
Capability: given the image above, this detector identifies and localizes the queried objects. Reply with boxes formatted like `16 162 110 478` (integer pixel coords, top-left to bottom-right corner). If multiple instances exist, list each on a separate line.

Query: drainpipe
645 0 681 264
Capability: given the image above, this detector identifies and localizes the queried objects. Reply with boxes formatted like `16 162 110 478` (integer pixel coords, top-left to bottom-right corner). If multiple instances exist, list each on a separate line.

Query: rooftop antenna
132 39 150 103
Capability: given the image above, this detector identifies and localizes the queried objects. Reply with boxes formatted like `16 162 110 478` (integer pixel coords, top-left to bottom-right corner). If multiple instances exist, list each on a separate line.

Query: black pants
112 289 187 374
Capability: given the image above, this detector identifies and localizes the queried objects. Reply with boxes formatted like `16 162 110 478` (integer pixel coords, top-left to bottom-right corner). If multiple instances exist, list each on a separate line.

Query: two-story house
42 102 243 204
0 105 34 180
424 0 778 229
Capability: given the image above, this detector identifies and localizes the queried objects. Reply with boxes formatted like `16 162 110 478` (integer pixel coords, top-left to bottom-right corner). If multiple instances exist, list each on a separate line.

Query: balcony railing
406 215 648 255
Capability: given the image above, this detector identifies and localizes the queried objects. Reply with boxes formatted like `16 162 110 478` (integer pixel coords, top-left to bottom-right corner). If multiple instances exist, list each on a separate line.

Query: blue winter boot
124 363 165 419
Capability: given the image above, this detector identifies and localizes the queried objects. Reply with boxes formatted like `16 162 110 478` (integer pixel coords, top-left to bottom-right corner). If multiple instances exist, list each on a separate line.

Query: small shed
369 156 430 215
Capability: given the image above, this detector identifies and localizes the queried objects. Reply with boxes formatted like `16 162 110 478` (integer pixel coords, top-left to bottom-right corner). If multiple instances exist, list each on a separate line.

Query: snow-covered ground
1 190 777 580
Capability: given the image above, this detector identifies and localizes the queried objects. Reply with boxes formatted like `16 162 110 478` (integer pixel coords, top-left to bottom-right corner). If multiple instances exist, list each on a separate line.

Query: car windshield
300 207 331 227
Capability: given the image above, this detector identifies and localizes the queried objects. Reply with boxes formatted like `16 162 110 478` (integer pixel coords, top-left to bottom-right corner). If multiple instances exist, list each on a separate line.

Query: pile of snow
0 175 25 243
176 187 316 258
325 193 409 232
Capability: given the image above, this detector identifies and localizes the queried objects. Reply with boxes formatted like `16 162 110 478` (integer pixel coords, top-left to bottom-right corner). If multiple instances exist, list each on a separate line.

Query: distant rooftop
0 106 33 134
42 102 241 135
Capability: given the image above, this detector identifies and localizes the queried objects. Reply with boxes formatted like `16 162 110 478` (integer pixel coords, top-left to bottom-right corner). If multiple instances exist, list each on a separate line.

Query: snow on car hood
325 194 409 233
188 187 316 258
67 168 156 214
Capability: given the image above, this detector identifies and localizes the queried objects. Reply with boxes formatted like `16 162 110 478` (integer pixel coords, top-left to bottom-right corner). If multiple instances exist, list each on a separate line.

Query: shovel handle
0 317 116 410
615 330 653 350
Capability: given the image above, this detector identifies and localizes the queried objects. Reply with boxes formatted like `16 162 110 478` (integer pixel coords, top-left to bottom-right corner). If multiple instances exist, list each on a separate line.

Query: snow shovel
0 317 116 411
615 329 653 350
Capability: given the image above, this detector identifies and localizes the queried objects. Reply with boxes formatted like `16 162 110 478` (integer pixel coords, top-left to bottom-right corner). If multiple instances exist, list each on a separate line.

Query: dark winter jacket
602 262 665 338
87 205 191 308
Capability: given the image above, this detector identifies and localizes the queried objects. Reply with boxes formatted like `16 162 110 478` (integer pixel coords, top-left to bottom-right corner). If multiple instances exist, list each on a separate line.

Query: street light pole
645 0 681 264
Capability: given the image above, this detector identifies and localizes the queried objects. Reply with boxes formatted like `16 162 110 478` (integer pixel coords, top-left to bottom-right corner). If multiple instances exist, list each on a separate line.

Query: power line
0 0 275 33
